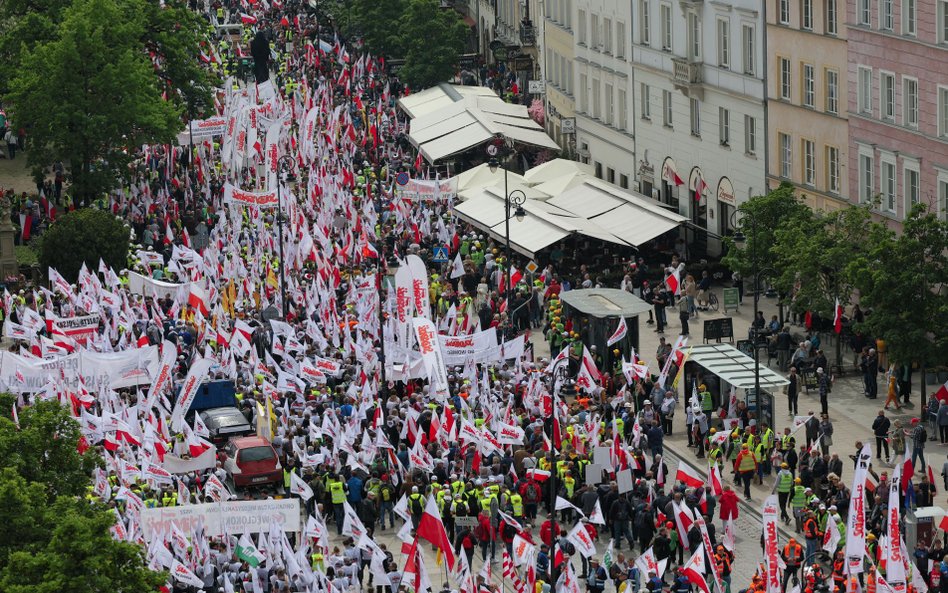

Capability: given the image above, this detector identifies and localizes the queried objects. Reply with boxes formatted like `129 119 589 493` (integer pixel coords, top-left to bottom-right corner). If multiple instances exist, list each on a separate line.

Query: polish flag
240 13 257 24
695 175 710 199
137 334 150 348
681 544 711 593
416 495 456 570
675 460 705 489
509 266 523 289
709 463 724 496
164 222 174 245
188 285 209 316
663 162 685 186
833 298 843 334
11 403 19 429
935 378 948 404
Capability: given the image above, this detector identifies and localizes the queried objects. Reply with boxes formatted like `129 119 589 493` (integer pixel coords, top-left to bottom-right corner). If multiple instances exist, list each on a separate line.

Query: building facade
542 0 577 151
847 0 948 222
630 0 767 254
573 0 637 190
765 0 850 212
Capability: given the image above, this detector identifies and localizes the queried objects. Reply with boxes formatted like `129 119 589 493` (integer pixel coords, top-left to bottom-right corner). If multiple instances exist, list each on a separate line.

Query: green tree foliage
0 398 163 591
349 0 407 57
771 203 874 319
39 208 130 283
0 397 101 499
848 205 948 369
4 0 213 201
721 183 812 280
397 0 467 89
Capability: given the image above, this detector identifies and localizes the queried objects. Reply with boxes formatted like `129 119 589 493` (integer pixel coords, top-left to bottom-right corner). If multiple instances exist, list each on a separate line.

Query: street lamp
547 356 571 518
374 178 389 399
488 155 527 337
276 155 295 318
732 224 764 417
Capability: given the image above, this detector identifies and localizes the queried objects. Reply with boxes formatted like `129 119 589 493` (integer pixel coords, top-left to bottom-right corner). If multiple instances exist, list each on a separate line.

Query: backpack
523 482 539 503
380 484 394 502
562 540 576 555
920 427 928 442
409 495 424 515
634 508 649 531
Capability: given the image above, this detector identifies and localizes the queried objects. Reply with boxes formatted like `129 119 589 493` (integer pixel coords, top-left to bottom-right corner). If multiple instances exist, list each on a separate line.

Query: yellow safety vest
329 480 345 504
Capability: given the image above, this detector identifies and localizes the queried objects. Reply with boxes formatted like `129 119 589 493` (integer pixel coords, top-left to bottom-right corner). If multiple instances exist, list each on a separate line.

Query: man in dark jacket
872 410 891 461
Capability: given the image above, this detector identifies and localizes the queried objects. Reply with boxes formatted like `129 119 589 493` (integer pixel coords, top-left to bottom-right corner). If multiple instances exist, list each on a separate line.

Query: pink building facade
846 0 948 222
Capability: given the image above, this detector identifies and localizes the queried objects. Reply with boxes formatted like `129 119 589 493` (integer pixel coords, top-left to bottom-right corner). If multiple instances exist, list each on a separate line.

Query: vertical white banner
762 495 781 593
406 255 430 321
845 443 872 574
887 463 906 593
394 265 414 347
412 318 450 402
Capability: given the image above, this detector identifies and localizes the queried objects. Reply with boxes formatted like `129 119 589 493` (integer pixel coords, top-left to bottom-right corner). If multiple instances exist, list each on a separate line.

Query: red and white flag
675 460 705 489
606 317 628 346
695 175 710 199
188 284 210 316
11 403 19 429
934 378 948 403
450 253 465 279
417 494 456 569
665 268 681 295
834 298 843 334
663 161 685 186
240 12 257 24
681 544 711 593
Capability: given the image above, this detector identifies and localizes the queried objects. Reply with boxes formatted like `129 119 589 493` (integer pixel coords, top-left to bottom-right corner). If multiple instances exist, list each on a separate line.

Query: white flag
566 521 597 558
450 253 465 279
606 317 628 346
290 472 314 501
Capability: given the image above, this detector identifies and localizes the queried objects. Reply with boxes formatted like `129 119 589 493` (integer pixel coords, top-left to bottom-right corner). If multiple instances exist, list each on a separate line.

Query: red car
223 436 283 488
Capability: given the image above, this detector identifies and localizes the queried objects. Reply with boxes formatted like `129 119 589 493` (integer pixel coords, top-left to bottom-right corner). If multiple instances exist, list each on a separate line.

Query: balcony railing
672 57 702 85
520 22 536 46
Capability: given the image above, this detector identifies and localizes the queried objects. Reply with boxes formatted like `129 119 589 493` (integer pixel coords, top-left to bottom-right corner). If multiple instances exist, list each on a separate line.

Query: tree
6 0 211 201
0 489 166 593
721 183 812 280
349 0 407 57
396 0 466 89
849 205 948 385
39 208 129 283
0 397 101 499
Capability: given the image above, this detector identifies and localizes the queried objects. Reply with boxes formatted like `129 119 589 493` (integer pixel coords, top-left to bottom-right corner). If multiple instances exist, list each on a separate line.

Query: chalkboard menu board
703 318 734 343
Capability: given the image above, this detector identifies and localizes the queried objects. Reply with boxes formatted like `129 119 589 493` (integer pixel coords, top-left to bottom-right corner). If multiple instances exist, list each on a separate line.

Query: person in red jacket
476 510 494 562
719 484 739 528
540 514 558 547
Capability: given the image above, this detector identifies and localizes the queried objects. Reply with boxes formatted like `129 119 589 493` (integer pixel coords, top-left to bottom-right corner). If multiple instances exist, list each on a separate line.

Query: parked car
199 407 254 446
223 436 282 488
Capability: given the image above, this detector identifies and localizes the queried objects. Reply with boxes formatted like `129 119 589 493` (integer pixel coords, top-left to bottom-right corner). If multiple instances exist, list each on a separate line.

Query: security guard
509 488 524 520
776 463 794 524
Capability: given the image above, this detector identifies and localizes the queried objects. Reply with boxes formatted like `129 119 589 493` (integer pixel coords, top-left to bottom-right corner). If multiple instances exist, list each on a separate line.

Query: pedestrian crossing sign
432 246 449 262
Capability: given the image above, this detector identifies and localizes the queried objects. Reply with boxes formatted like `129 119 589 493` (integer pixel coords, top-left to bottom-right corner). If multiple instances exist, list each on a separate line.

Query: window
803 139 816 185
826 0 838 34
940 87 948 137
660 4 672 51
882 159 896 212
605 83 614 125
779 0 790 24
607 168 616 184
779 58 791 100
690 97 701 136
742 25 755 75
904 78 918 128
827 146 840 193
905 165 920 207
688 12 701 60
904 0 916 35
939 0 948 44
595 162 603 178
641 83 651 119
663 90 673 127
579 73 587 112
881 0 893 30
802 0 813 29
779 133 792 178
859 153 874 203
620 174 630 189
941 177 948 221
858 66 872 114
641 1 651 45
616 22 626 57
717 19 730 67
591 14 600 48
881 72 895 120
802 63 814 107
719 107 730 146
825 69 839 114
578 10 587 44
744 115 756 155
618 89 628 130
859 0 870 25
592 78 601 119
603 18 612 52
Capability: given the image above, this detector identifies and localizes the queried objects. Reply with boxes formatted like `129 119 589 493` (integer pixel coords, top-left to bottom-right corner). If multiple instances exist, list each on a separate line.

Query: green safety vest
284 468 294 488
701 391 713 412
791 485 807 508
452 480 465 495
329 480 345 504
510 493 523 517
761 429 774 449
776 471 793 493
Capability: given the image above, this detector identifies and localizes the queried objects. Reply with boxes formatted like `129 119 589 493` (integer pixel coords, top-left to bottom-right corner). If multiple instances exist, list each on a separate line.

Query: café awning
687 343 790 390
